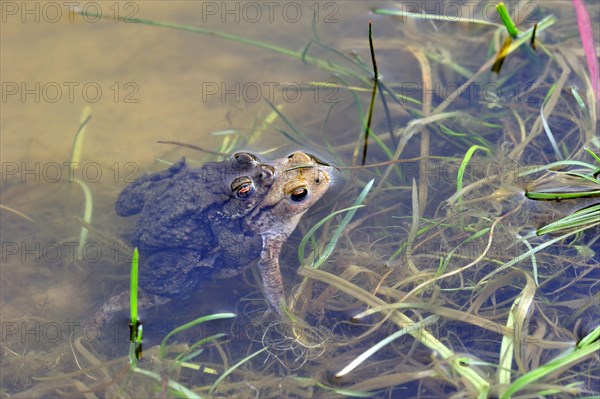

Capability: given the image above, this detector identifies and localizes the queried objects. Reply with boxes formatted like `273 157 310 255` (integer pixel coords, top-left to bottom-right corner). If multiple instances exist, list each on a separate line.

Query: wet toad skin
93 151 330 324
247 151 331 314
115 152 277 300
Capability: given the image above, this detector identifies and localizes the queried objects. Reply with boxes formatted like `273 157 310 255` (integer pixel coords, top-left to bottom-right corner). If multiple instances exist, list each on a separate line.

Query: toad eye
290 187 308 202
232 152 257 162
231 177 255 199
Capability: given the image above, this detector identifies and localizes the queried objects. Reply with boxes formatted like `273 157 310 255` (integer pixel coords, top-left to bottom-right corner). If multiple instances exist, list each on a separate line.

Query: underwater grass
69 107 94 261
373 7 503 27
132 367 202 399
361 21 379 166
158 312 236 359
502 338 600 398
208 347 267 395
18 4 594 398
125 244 236 394
0 204 34 222
455 145 493 205
298 179 373 270
72 178 93 261
75 8 366 82
299 267 491 398
129 247 142 366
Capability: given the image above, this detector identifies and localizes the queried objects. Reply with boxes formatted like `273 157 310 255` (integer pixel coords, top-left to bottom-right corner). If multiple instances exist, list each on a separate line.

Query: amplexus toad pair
93 151 331 325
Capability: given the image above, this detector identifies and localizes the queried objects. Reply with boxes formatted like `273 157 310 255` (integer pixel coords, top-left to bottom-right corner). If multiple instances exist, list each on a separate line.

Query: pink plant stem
572 0 599 102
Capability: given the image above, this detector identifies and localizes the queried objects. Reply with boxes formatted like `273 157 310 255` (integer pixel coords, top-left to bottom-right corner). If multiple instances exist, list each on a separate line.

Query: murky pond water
2 1 599 398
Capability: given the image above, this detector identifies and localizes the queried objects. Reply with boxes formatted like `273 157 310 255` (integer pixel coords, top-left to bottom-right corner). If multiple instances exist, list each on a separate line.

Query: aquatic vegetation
3 2 598 398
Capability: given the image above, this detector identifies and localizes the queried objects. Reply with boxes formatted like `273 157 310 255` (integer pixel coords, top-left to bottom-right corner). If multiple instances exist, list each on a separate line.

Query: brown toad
93 151 330 324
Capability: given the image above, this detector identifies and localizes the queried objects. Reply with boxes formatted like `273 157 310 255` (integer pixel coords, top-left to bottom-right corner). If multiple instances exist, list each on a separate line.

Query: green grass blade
578 325 600 349
536 204 600 235
496 2 520 38
297 205 365 262
263 98 309 145
133 367 202 399
503 15 556 54
312 179 374 269
160 313 236 359
518 160 598 176
515 234 538 285
456 145 492 204
584 146 600 164
479 224 593 285
129 247 141 366
75 8 357 78
336 316 438 377
130 248 139 324
525 190 600 200
373 8 503 27
175 333 225 363
497 298 517 394
570 86 589 115
502 341 600 398
209 347 268 394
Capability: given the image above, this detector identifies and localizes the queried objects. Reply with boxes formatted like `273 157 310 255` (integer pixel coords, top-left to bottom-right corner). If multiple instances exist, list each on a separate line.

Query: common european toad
93 151 330 324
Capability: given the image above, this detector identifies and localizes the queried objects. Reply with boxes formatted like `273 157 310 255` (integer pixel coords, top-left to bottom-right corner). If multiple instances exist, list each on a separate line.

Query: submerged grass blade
311 179 373 269
456 145 492 204
336 316 438 377
209 347 268 395
503 15 556 55
373 8 503 27
160 313 236 359
175 333 225 364
263 98 309 146
133 367 202 399
502 340 600 398
334 75 393 163
0 204 34 222
362 20 379 166
299 267 491 397
497 296 517 394
70 108 94 261
72 178 93 260
69 109 92 166
584 146 600 164
297 205 365 263
75 8 358 79
540 103 563 161
518 160 598 177
578 325 600 349
514 234 539 285
479 224 593 285
315 383 376 398
536 203 600 235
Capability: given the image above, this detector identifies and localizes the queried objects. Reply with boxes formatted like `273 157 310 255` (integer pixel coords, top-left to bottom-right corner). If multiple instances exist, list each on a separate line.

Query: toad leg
257 236 286 316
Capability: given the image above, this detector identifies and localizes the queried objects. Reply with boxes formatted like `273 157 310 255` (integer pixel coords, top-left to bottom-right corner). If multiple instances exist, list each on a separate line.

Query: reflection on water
2 1 599 397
